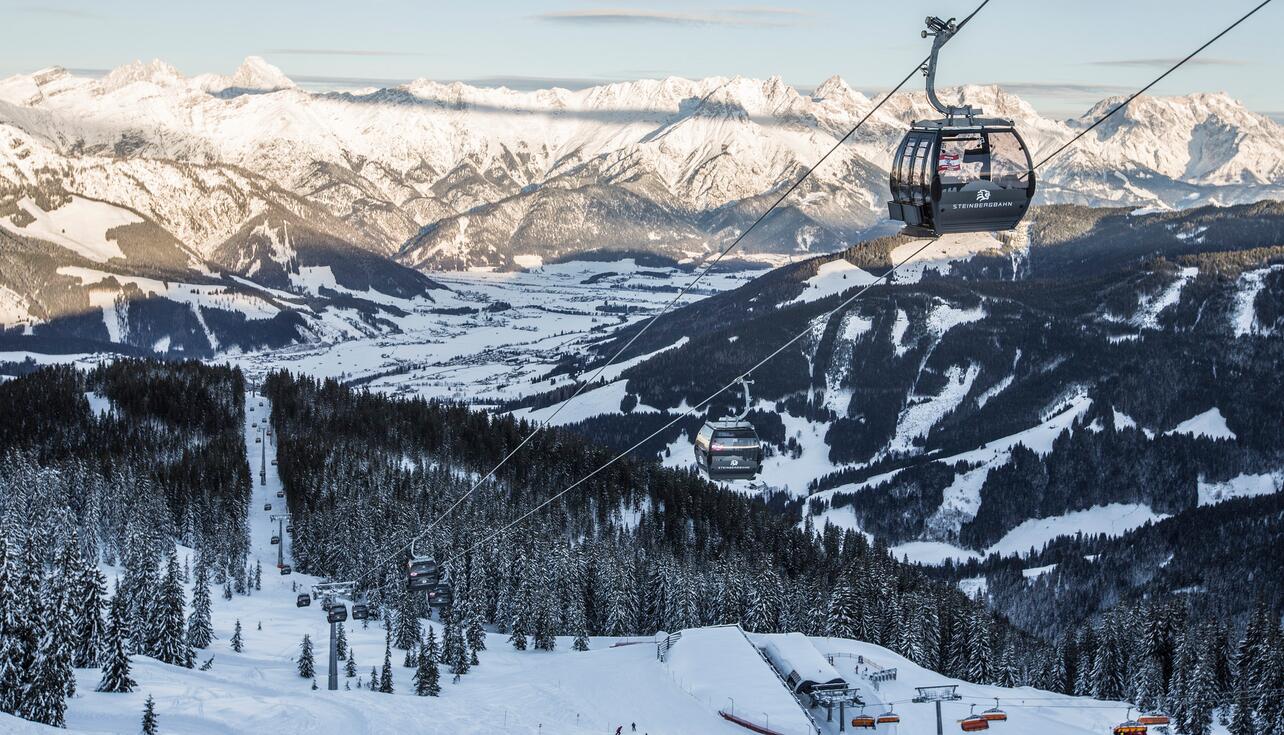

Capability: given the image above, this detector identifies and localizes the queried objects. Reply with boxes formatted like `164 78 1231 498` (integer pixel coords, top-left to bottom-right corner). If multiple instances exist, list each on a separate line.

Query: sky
2 0 1279 120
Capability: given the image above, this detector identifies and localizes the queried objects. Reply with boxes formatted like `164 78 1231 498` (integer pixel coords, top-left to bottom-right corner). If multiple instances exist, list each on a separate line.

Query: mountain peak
101 59 184 92
227 56 295 92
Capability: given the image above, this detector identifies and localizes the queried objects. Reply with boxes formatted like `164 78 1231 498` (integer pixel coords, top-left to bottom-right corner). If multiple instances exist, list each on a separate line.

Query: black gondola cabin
694 420 763 481
888 120 1034 237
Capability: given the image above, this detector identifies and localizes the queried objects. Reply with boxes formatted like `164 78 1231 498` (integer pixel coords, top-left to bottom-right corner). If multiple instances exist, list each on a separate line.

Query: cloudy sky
3 0 1278 119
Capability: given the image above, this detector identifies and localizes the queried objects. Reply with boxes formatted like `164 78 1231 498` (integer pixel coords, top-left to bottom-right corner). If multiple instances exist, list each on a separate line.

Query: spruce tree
298 635 315 678
344 648 357 678
368 666 379 691
74 566 109 668
230 619 243 653
335 623 347 660
380 636 394 693
97 591 136 693
414 639 441 696
141 694 158 735
186 562 213 650
394 591 421 651
151 549 192 667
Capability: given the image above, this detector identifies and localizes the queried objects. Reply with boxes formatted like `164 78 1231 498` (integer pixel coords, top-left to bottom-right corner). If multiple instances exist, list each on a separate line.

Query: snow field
1 196 140 263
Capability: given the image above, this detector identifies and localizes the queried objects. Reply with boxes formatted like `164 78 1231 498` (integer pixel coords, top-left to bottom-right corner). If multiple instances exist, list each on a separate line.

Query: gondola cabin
270 535 280 545
694 420 763 481
851 714 876 729
427 582 454 609
280 564 292 575
1137 715 1170 726
352 603 369 620
888 120 1035 237
407 557 440 591
327 604 348 624
961 715 990 732
295 594 311 608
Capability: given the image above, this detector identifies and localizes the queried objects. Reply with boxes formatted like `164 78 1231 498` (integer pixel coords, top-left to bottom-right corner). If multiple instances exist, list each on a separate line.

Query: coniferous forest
1 360 1283 734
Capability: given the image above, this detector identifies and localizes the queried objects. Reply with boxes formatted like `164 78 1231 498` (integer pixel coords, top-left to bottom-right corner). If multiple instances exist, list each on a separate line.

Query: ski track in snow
1231 265 1282 336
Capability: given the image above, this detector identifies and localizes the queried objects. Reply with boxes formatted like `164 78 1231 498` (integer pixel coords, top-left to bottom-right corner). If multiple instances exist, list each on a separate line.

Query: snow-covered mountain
2 58 1282 272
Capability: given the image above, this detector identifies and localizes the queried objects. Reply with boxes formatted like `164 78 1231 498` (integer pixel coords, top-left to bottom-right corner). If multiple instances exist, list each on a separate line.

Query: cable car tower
887 15 1036 237
914 685 963 735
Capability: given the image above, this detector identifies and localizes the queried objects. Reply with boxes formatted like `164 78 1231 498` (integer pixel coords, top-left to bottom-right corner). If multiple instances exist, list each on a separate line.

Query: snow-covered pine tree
254 560 261 591
825 578 859 640
368 666 379 691
533 594 556 652
1182 631 1219 735
230 619 243 653
336 623 347 660
1228 697 1254 735
394 590 421 651
74 563 109 668
298 634 315 678
1093 618 1126 702
508 606 528 651
745 567 781 633
97 589 136 693
380 636 394 693
150 548 193 667
141 694 157 735
967 606 993 684
345 647 357 678
2 534 44 716
186 561 213 650
21 589 69 728
414 637 440 696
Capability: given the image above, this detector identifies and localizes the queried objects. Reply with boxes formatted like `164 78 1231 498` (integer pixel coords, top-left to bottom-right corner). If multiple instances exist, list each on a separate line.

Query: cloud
266 49 429 58
1088 57 1246 68
534 6 805 28
18 5 106 19
992 81 1136 97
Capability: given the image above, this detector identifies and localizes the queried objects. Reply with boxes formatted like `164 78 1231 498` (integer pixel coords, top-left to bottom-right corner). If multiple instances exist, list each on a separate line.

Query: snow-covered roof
757 632 847 693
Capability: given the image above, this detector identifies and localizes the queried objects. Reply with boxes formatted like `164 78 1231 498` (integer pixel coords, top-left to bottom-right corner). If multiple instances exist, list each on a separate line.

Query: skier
631 725 636 732
615 727 622 735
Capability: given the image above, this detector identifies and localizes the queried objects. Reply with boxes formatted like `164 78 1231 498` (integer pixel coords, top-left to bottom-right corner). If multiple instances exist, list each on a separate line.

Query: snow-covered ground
226 259 757 407
1198 472 1283 506
1165 407 1236 440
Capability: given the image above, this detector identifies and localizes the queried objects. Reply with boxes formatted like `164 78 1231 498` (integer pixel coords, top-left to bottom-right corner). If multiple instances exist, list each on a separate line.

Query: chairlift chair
693 378 764 481
1114 709 1148 735
1137 714 1170 726
851 708 876 729
877 705 901 725
887 16 1035 238
981 699 1007 722
961 705 990 732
